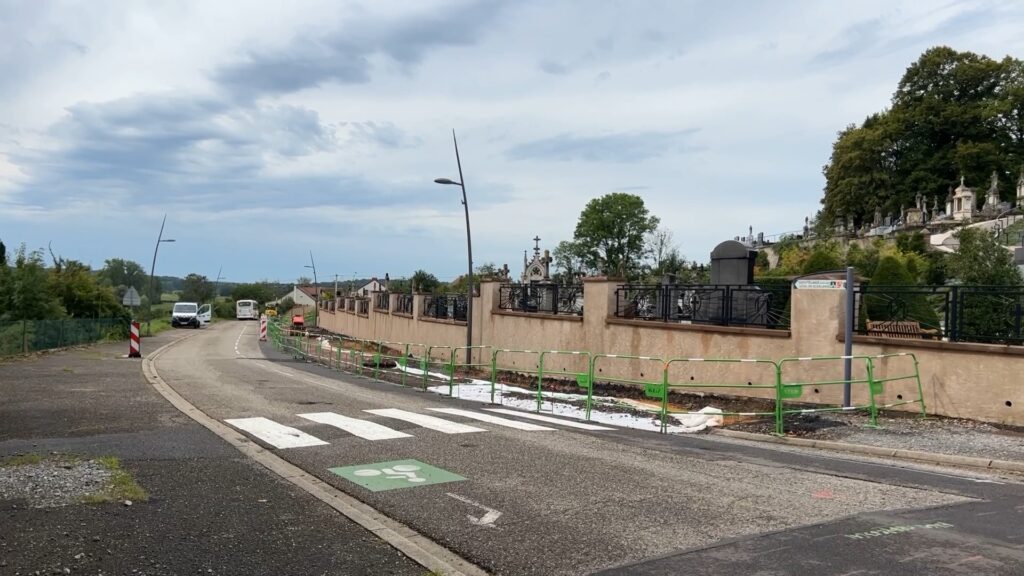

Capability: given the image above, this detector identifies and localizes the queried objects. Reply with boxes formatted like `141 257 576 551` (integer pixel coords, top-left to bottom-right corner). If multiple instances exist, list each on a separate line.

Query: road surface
153 321 1024 575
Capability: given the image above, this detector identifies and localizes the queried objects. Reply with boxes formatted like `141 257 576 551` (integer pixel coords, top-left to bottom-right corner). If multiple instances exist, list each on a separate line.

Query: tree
821 47 1022 223
572 193 659 278
551 240 590 283
231 283 276 305
0 245 64 321
948 227 1022 285
296 276 313 285
50 259 125 319
410 270 440 293
802 242 843 274
644 227 688 282
181 273 215 303
98 258 148 299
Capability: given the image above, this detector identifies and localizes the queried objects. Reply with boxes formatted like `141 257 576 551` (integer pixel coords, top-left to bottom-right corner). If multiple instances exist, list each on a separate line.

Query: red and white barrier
128 321 142 358
259 315 268 341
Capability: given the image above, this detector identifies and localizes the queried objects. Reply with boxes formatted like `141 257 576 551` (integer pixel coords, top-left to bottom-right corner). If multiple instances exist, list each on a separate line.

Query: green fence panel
664 357 780 435
538 350 593 417
867 352 927 418
490 349 542 407
777 355 878 435
591 354 667 426
0 319 126 358
446 346 495 399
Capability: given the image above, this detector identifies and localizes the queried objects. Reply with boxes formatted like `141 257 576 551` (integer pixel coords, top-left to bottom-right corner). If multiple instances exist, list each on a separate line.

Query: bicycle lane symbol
330 459 466 492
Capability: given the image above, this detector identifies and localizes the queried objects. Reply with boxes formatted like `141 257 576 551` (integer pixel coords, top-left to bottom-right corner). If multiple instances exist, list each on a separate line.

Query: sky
2 0 1023 284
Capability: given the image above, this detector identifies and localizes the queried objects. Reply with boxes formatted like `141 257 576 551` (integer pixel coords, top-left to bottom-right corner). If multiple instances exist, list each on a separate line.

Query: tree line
820 46 1024 228
0 239 296 321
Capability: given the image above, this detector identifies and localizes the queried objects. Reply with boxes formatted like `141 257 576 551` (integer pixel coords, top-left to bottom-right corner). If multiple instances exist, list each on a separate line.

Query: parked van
172 302 212 328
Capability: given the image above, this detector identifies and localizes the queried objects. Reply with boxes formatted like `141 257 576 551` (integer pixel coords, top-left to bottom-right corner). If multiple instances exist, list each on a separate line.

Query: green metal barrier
664 357 780 434
868 352 927 417
489 349 542 406
421 345 455 391
777 355 878 435
538 350 593 416
446 346 495 398
590 354 665 424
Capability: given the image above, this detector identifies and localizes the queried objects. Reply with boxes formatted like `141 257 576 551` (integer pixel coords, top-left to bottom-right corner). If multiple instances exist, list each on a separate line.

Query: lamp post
305 250 318 328
435 130 473 365
147 214 176 336
213 267 226 318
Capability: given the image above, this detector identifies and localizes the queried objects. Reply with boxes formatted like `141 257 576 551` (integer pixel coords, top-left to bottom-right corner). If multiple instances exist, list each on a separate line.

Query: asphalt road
152 321 1024 575
0 330 423 576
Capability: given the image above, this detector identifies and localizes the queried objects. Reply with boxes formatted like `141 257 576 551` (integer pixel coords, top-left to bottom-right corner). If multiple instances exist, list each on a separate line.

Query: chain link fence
0 319 127 357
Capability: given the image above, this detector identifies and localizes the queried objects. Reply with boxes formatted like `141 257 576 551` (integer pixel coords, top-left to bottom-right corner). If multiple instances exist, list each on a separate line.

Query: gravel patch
0 456 112 507
727 411 1024 463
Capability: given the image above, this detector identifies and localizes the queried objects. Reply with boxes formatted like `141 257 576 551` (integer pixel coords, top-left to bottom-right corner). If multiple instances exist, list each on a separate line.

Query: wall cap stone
846 334 1024 356
492 310 584 322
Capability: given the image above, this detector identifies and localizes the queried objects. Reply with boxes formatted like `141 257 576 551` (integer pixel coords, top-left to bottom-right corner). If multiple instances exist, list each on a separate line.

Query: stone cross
915 192 922 209
533 236 541 253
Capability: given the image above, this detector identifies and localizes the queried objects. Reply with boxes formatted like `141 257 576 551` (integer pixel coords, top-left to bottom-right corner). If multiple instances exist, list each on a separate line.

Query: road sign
329 459 465 492
122 286 141 306
794 279 846 290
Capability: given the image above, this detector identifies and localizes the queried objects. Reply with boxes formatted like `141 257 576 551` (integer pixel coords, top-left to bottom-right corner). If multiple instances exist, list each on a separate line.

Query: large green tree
181 273 215 303
231 282 276 305
98 258 148 298
947 228 1022 285
821 47 1024 225
572 193 660 278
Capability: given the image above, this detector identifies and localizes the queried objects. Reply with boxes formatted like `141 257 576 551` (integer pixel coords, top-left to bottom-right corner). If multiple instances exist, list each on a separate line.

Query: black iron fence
855 284 1024 345
375 292 390 311
614 283 792 330
498 283 584 315
423 294 467 322
395 294 414 316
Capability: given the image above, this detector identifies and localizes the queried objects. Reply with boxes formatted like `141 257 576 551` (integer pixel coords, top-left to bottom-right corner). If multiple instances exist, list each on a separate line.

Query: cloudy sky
2 0 1023 284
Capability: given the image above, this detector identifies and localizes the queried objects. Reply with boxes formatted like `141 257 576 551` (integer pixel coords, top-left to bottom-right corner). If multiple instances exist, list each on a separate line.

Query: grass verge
81 456 149 504
1 453 43 466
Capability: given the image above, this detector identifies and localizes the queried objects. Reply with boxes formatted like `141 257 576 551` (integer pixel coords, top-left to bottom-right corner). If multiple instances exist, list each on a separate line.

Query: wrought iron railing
614 283 791 330
423 294 467 322
395 294 414 316
356 299 369 315
375 292 390 311
498 283 584 315
855 284 1024 345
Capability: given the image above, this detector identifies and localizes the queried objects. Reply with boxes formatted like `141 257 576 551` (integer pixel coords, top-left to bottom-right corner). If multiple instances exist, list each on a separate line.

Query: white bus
235 299 260 320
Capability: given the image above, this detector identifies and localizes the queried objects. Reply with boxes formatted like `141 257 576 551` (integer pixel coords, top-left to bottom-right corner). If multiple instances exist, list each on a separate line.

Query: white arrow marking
446 492 502 528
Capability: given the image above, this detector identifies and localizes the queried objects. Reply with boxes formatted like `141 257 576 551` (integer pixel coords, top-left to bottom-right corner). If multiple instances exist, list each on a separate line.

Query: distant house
356 278 386 297
274 285 318 311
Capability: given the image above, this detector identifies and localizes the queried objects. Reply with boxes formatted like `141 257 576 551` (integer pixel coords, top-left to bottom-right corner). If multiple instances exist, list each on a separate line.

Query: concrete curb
141 328 488 576
712 429 1024 473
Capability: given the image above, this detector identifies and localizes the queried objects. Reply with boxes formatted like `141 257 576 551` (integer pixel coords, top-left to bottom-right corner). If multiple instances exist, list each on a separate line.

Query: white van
171 302 212 328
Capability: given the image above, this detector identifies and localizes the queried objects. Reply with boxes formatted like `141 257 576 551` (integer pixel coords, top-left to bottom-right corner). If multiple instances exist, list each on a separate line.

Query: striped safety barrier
128 321 141 358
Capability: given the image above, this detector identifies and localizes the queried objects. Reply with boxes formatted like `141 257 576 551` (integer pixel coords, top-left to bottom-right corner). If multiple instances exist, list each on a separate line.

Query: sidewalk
0 332 423 575
718 410 1024 472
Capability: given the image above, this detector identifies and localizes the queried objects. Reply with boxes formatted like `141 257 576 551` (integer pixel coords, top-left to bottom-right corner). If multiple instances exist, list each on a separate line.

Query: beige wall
317 280 1024 426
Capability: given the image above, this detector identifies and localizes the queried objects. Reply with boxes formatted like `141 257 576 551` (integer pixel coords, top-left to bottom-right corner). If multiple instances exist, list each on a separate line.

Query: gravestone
706 240 768 326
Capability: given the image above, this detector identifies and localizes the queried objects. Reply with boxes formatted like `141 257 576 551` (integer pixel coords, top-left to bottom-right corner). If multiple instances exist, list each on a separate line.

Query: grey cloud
539 59 570 75
506 129 701 163
342 121 420 149
213 0 508 99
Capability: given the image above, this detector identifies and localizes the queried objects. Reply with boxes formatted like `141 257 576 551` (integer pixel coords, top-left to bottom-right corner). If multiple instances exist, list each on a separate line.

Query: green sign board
644 382 665 399
329 459 465 492
870 381 884 395
398 357 407 368
576 373 591 388
781 384 803 399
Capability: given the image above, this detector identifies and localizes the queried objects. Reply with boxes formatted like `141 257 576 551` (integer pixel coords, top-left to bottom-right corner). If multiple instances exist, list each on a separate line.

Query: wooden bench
866 320 941 340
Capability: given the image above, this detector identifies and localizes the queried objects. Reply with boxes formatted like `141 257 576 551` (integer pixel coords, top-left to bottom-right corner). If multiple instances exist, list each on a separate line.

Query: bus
235 299 260 320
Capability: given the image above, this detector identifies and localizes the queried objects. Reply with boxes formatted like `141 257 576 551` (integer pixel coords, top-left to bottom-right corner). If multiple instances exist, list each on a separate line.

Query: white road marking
298 412 412 440
234 325 248 358
484 409 614 430
446 492 502 528
225 417 329 449
364 409 486 434
429 408 556 431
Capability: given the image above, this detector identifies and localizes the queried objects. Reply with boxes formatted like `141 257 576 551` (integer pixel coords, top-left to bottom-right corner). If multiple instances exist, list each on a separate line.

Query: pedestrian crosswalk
224 406 613 449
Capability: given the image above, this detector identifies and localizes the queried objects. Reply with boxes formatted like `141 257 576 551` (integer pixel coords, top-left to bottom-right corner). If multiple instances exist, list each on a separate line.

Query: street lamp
147 214 176 336
435 129 474 365
213 267 226 316
305 250 318 328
